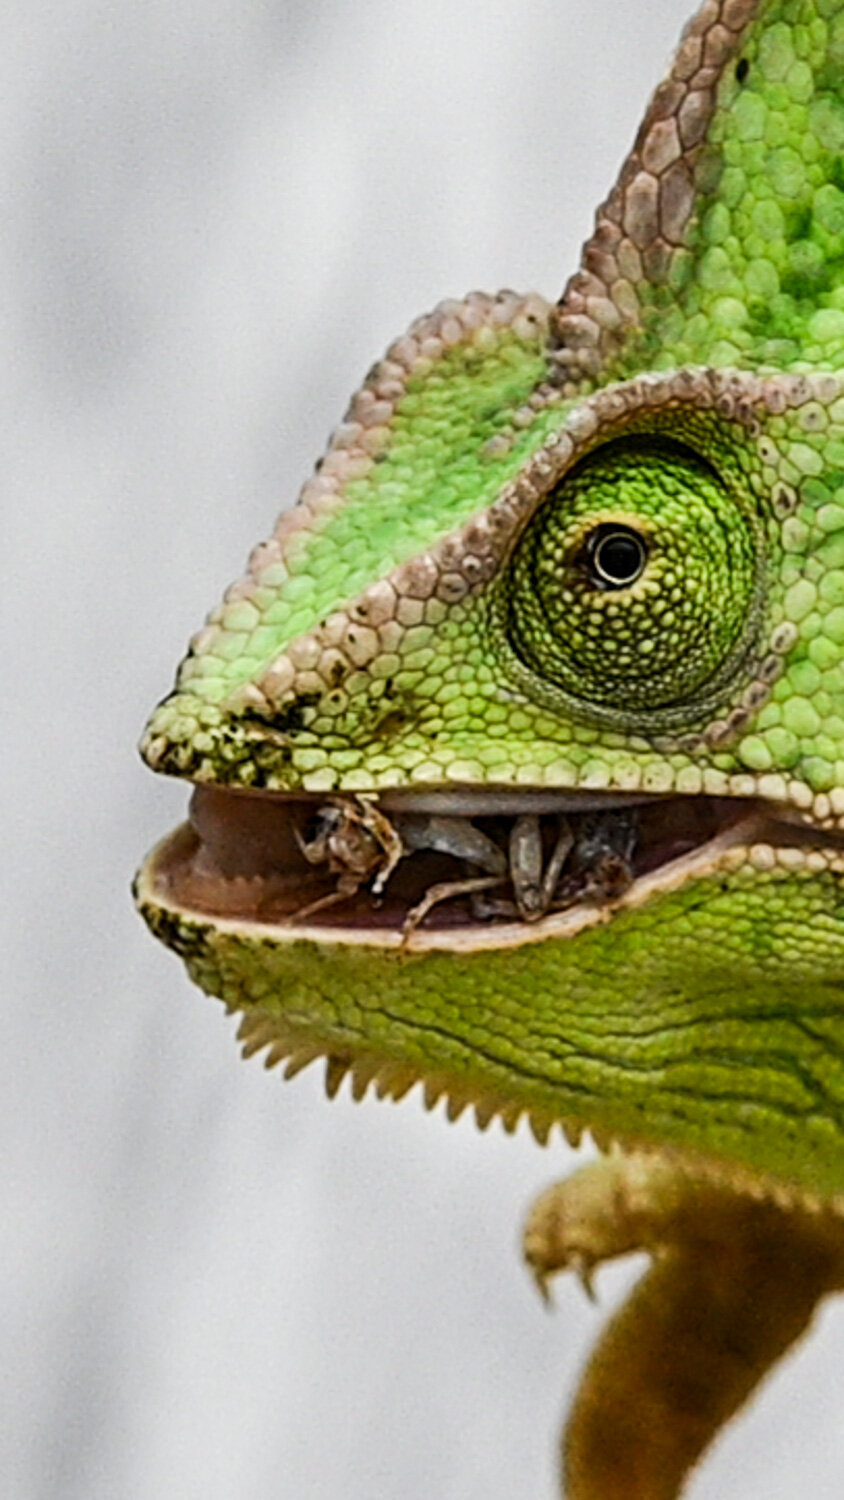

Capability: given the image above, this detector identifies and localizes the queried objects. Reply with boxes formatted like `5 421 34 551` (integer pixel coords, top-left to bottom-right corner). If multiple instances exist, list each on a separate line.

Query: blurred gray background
6 1 843 1496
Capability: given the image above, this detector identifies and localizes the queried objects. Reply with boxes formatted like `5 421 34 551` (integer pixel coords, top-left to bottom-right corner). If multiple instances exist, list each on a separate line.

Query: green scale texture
169 325 561 707
625 1 844 376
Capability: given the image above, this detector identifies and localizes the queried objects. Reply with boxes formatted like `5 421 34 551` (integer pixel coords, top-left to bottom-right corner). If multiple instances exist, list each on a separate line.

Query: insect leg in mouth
400 816 510 937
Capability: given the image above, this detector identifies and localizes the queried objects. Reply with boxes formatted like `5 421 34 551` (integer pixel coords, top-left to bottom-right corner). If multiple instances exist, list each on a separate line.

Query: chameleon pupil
589 526 647 589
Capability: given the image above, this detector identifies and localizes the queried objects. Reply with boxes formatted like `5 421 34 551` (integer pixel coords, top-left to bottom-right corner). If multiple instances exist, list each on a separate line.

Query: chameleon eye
583 524 648 590
505 436 758 715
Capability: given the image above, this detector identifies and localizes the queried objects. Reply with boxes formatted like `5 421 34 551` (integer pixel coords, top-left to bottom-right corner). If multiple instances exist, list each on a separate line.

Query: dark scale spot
239 693 321 735
375 710 410 739
141 903 214 963
735 57 749 84
785 204 812 244
251 742 292 771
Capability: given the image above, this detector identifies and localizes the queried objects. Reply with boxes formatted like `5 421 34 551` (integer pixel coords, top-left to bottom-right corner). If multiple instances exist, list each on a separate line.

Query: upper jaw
137 780 836 952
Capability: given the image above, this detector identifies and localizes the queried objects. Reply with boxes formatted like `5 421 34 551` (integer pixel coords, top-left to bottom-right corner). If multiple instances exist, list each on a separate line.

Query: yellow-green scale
624 2 844 377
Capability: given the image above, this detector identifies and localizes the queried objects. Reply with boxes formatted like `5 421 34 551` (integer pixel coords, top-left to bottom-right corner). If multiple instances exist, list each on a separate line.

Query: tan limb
524 1151 844 1500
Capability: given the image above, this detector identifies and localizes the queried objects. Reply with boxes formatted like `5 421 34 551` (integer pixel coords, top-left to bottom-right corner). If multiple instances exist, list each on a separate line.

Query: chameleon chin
136 1 844 1495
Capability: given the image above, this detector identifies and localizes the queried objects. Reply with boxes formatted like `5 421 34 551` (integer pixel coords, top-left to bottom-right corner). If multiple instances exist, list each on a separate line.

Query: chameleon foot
525 1151 844 1500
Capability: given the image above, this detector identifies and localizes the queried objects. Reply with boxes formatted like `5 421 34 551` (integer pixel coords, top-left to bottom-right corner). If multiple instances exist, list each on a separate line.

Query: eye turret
505 435 758 715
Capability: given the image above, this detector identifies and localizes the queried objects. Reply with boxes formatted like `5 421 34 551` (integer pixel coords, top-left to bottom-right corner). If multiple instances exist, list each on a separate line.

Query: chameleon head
136 0 844 1207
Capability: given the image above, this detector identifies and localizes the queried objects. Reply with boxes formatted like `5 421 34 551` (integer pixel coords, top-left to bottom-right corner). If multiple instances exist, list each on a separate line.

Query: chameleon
135 0 844 1494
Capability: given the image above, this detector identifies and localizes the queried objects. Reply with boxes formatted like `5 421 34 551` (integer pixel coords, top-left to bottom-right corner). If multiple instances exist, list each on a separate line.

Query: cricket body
136 2 844 1495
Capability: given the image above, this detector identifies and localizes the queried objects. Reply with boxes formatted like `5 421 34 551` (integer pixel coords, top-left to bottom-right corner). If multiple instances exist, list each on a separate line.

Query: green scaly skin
136 3 844 1495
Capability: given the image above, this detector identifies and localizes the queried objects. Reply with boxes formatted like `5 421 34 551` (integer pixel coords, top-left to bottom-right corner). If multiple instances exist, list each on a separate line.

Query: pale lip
133 782 822 952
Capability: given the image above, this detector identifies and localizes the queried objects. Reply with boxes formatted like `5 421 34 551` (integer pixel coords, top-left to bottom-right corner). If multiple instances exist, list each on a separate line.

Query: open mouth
145 783 791 943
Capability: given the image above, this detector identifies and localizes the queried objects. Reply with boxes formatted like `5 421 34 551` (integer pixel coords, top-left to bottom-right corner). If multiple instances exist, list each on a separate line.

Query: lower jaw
135 803 844 1207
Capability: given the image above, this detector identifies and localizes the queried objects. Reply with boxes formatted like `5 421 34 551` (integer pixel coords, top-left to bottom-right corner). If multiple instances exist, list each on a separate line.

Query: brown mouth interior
151 785 756 933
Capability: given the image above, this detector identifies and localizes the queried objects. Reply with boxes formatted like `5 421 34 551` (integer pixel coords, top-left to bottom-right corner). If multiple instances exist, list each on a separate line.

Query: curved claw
524 1152 844 1500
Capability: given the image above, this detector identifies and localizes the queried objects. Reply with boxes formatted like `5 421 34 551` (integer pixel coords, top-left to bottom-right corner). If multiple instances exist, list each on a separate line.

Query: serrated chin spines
231 1002 844 1222
232 1005 585 1147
